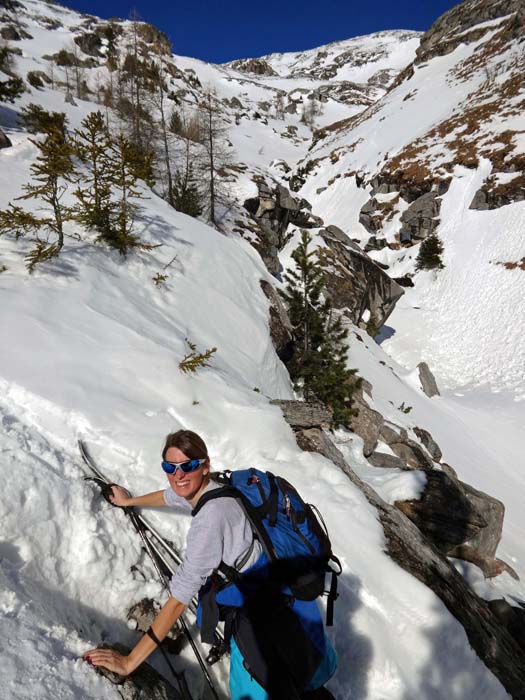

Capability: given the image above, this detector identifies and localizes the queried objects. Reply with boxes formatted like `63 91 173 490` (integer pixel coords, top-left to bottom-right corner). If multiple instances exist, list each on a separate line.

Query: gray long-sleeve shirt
164 480 262 605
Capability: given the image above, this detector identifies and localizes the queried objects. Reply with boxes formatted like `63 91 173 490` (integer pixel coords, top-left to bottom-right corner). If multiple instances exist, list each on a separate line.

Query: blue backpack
193 468 341 625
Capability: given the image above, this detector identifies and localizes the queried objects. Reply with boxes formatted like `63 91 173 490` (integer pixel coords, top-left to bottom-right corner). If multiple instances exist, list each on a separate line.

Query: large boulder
349 393 384 456
399 191 441 241
318 227 404 330
270 399 333 430
418 362 440 397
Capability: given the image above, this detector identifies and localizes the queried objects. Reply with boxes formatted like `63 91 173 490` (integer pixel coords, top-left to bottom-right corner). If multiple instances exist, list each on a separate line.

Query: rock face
395 470 497 553
418 362 440 397
416 0 525 64
399 191 441 241
290 428 525 697
229 57 278 76
270 399 333 429
244 181 323 275
260 280 293 362
318 226 404 330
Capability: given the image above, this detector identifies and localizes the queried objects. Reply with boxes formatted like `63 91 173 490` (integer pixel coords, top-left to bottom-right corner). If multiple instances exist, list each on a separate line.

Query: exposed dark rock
418 361 440 397
393 274 415 287
318 230 404 330
488 599 525 651
399 191 441 241
416 0 525 64
127 599 184 655
90 643 181 699
364 235 388 252
413 426 442 461
470 180 525 210
229 57 278 76
449 544 519 580
380 423 408 445
368 451 406 469
0 128 12 149
395 470 488 552
469 189 490 211
243 181 324 274
292 427 525 697
349 394 383 456
271 399 333 430
260 280 294 362
459 481 504 559
388 438 434 470
1 25 32 40
74 32 103 57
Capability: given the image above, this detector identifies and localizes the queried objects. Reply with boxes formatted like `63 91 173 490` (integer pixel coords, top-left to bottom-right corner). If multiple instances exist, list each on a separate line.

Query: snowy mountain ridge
1 0 525 698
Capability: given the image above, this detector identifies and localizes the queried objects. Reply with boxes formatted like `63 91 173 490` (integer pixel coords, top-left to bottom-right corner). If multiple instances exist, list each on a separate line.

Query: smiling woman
84 429 337 700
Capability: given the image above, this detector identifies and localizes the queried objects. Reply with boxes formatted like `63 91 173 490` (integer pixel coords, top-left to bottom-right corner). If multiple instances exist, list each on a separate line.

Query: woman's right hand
109 484 132 507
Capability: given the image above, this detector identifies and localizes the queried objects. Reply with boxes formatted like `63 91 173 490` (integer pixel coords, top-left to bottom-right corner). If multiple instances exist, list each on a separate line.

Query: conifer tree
172 164 203 217
279 230 361 425
104 133 151 255
416 233 445 271
0 124 76 271
73 111 113 236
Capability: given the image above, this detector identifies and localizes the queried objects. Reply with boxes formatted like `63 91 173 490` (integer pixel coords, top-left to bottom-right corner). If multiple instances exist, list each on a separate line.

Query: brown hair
162 429 209 461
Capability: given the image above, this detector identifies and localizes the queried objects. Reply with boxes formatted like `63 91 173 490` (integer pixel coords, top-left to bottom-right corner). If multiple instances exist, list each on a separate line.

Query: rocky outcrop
416 0 525 64
244 181 323 275
291 427 525 697
399 191 441 241
229 57 278 76
418 362 440 397
318 226 404 330
260 280 293 362
470 178 525 210
270 399 333 430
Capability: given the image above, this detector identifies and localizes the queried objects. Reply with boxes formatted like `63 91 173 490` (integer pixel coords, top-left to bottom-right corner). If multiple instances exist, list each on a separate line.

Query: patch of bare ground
494 258 525 270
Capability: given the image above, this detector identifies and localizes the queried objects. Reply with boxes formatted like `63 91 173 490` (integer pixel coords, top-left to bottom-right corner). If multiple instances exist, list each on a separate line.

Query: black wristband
146 626 162 646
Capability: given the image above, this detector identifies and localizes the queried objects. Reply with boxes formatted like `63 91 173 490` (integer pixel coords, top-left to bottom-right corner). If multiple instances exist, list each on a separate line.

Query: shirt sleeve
169 502 225 605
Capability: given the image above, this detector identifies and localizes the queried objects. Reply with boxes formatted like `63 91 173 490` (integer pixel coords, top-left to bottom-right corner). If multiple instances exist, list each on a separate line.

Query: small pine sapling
152 272 168 286
416 234 445 271
179 338 217 374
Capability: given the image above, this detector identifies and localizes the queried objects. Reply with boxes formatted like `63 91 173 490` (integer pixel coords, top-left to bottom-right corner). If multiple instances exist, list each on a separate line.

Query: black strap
146 626 162 646
326 569 338 627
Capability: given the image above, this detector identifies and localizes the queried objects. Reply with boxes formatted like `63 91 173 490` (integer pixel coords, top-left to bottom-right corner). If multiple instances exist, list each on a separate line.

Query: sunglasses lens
162 459 203 474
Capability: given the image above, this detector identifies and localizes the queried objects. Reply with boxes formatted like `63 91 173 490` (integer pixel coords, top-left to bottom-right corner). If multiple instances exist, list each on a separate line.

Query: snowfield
1 1 524 699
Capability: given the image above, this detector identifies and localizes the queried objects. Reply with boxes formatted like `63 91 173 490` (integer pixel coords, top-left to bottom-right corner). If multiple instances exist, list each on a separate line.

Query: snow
0 2 524 699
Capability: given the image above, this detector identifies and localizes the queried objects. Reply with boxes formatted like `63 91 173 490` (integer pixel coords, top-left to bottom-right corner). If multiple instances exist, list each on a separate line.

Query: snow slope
1 1 524 699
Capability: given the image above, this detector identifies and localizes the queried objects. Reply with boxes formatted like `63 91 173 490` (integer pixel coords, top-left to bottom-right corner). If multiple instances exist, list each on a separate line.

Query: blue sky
65 0 460 63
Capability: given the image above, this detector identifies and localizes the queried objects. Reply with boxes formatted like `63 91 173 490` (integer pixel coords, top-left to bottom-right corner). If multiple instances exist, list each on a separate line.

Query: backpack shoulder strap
191 483 238 517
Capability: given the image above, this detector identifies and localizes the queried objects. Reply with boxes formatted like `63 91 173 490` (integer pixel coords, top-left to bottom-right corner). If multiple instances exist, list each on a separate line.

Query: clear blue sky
65 0 460 63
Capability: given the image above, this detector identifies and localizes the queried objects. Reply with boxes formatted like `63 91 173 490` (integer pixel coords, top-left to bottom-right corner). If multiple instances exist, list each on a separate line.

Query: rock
469 189 490 210
0 128 12 149
399 191 441 240
92 643 181 699
229 57 278 76
413 426 442 461
127 599 184 655
271 399 333 429
459 481 504 559
260 280 294 362
349 394 383 456
449 544 519 581
418 362 440 397
380 423 408 445
393 274 414 287
368 452 406 469
441 462 458 479
318 231 404 330
292 428 525 696
488 599 525 651
395 470 488 552
388 438 434 470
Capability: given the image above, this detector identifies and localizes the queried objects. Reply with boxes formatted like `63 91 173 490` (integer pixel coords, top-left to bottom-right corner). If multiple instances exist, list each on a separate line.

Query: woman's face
165 446 209 501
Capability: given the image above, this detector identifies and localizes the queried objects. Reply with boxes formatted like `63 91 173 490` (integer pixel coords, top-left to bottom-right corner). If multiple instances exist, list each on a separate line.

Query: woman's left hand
83 647 132 676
